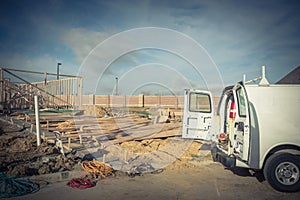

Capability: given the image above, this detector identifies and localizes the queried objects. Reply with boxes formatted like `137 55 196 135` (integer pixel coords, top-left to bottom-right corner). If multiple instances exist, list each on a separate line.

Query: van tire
263 153 300 192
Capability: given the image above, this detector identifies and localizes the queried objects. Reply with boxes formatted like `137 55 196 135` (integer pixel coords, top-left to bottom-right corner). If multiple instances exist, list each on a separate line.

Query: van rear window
236 88 246 117
189 93 211 113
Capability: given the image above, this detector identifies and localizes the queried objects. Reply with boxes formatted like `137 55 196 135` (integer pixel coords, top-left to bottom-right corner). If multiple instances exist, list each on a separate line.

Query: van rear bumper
211 145 236 168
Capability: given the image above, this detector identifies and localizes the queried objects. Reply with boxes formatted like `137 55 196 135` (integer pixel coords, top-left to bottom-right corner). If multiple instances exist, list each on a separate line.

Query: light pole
115 77 118 96
57 63 62 80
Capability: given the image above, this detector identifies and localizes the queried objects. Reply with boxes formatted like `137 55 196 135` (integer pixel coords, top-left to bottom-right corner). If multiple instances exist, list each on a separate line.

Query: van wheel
263 153 300 192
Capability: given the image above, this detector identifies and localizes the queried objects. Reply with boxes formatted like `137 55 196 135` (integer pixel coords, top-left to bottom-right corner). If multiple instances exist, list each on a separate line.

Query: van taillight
219 133 226 139
229 101 236 118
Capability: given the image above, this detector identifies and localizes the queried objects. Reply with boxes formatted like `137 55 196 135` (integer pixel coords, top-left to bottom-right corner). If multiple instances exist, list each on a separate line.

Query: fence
82 94 184 108
81 94 220 110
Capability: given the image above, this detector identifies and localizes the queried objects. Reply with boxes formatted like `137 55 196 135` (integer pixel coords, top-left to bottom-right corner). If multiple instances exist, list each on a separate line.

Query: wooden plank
108 129 181 144
41 127 78 132
135 130 181 140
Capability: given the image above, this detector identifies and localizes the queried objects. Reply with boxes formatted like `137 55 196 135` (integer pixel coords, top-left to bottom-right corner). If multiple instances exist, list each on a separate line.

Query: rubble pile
0 121 80 177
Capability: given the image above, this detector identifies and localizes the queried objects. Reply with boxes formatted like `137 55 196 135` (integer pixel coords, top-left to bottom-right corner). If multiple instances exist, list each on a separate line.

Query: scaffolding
0 68 82 112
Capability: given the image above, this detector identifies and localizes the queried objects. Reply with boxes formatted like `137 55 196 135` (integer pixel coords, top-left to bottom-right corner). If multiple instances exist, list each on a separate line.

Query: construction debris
127 163 156 177
0 105 210 180
81 159 114 179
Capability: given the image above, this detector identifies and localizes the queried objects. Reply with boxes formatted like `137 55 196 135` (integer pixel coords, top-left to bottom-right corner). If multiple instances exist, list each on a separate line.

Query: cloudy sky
0 0 299 96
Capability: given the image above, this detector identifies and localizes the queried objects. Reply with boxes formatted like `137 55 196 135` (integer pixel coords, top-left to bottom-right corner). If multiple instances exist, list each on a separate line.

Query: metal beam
1 67 81 78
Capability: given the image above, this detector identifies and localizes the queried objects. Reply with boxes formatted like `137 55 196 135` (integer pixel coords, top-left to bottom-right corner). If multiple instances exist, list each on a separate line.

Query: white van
182 66 300 192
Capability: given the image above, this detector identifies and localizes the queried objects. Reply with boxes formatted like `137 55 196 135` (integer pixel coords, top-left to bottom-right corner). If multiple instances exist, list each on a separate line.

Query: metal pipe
259 65 270 85
1 67 81 78
57 63 61 80
34 95 41 146
44 72 47 85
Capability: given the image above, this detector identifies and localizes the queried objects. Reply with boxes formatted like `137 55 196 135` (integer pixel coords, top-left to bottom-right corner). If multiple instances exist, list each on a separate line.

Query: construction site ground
1 108 299 200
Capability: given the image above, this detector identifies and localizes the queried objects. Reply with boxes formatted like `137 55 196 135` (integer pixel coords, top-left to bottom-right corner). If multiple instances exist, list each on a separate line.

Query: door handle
235 122 244 131
203 117 211 123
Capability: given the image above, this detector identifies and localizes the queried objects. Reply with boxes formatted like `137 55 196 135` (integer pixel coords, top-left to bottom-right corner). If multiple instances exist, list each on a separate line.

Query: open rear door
231 83 250 161
182 89 214 141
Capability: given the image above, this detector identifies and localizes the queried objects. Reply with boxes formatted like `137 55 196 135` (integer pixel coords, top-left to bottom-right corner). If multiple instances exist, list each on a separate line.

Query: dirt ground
6 158 300 200
0 120 79 177
1 115 300 200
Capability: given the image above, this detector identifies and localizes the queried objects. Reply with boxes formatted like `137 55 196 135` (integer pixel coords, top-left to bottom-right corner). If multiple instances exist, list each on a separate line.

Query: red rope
66 178 96 189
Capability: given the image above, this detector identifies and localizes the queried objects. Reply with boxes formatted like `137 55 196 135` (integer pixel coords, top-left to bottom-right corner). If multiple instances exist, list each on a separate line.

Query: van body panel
244 85 300 168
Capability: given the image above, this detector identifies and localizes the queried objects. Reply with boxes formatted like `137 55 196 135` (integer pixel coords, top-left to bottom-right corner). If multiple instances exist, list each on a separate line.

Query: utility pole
115 77 118 96
57 63 62 80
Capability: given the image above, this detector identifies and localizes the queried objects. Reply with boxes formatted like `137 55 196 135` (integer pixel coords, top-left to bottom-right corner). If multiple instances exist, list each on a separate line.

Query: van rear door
182 89 214 140
232 83 250 161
